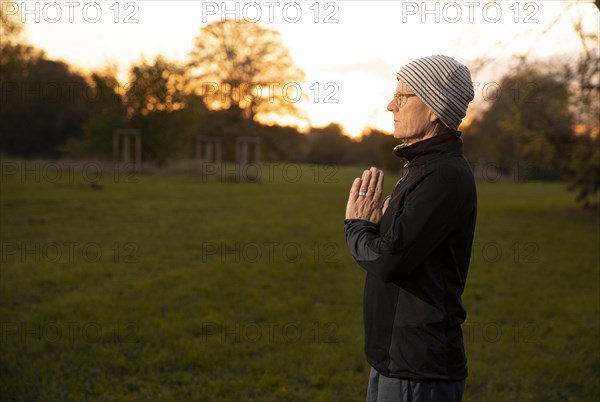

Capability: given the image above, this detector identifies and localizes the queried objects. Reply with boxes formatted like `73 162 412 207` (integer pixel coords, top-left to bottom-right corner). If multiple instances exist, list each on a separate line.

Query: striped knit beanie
396 55 474 130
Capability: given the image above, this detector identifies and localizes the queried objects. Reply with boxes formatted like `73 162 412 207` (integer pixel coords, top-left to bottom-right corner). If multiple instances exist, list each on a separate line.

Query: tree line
0 16 597 207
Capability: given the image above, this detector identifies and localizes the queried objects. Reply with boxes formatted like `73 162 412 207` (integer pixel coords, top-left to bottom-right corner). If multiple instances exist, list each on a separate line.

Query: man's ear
428 110 440 123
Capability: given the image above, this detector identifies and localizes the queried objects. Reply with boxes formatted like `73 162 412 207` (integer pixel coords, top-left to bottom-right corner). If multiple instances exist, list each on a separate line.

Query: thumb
382 195 392 214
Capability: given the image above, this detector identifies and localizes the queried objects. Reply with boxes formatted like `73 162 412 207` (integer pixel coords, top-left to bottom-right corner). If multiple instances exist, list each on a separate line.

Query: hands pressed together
345 166 391 224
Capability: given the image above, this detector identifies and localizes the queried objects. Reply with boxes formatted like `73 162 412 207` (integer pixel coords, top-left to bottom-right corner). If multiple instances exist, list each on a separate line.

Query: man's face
387 79 436 143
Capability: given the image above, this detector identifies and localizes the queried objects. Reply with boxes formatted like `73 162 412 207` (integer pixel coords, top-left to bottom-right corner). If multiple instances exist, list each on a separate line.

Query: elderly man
344 55 477 402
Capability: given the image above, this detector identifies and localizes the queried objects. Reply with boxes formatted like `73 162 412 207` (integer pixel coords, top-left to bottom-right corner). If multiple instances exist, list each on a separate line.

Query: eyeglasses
394 92 417 107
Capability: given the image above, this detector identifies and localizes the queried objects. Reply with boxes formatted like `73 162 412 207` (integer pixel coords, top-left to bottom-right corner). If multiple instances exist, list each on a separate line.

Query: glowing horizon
12 0 599 138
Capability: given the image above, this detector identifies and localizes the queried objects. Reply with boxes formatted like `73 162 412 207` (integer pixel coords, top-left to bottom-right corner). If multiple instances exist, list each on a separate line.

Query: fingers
365 167 383 201
355 166 384 202
373 168 384 201
346 177 362 219
367 167 378 195
348 177 361 200
348 167 386 223
359 169 371 196
359 167 380 196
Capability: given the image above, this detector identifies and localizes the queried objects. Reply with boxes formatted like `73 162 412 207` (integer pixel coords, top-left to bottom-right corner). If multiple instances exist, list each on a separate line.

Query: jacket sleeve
344 170 461 283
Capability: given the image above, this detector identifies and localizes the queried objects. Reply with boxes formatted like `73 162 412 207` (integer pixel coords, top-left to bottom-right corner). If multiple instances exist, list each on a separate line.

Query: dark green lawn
1 160 598 401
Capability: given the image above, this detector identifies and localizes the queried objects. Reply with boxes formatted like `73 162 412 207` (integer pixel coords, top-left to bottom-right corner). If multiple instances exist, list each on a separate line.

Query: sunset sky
14 0 600 137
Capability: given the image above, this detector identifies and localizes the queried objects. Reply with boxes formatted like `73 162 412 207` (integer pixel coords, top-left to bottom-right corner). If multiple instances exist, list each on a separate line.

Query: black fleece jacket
344 130 477 381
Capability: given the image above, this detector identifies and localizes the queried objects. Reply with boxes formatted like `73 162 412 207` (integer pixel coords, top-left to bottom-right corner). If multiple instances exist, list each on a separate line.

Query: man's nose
387 99 397 112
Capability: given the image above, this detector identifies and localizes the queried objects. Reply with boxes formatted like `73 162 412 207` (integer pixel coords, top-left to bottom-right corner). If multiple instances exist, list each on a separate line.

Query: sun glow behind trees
17 1 599 137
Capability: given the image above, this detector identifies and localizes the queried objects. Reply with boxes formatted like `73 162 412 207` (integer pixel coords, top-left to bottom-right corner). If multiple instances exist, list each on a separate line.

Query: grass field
1 159 598 401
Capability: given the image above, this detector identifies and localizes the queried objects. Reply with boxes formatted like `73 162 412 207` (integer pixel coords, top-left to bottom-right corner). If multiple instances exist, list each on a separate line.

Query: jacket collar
392 130 463 166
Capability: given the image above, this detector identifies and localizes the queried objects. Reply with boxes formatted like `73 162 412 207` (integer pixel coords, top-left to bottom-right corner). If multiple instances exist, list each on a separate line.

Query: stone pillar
195 136 223 179
235 136 262 182
113 128 142 170
122 134 130 164
135 133 142 166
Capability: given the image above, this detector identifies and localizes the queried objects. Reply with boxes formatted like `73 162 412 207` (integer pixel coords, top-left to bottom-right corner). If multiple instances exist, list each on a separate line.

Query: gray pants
366 367 466 402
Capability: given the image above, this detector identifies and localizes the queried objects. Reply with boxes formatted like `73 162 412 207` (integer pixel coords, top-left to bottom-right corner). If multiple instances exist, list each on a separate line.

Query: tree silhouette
306 123 351 165
126 56 186 118
0 6 24 43
468 65 577 180
125 56 205 165
188 19 305 122
1 10 89 157
464 1 599 206
59 68 128 158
